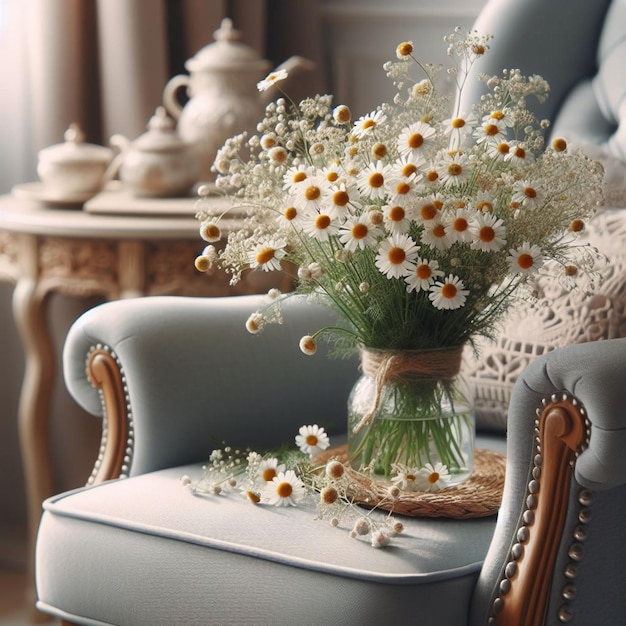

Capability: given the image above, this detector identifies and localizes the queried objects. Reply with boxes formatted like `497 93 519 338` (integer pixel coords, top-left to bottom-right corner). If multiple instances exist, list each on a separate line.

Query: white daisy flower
442 112 477 138
327 182 360 219
257 68 288 92
352 109 387 139
486 140 511 162
470 212 506 252
258 458 286 482
448 207 475 243
391 465 422 491
508 242 545 275
279 199 306 226
261 470 306 507
296 424 330 457
397 121 437 159
473 192 496 213
485 108 515 127
436 151 471 187
421 218 452 251
429 274 469 310
415 462 451 492
375 233 420 279
415 198 443 223
392 155 425 180
322 163 342 184
386 175 418 205
405 257 444 292
283 165 313 192
293 174 330 212
249 239 286 271
339 214 380 251
506 142 533 166
383 203 411 235
473 117 506 145
511 179 545 208
356 161 390 200
302 211 339 242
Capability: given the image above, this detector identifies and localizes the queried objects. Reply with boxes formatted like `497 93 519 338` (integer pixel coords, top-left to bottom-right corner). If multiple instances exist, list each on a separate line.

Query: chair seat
36 442 503 626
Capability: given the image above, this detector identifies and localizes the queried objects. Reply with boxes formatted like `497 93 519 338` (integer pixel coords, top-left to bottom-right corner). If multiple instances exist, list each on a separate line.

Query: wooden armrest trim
85 345 134 484
490 392 591 626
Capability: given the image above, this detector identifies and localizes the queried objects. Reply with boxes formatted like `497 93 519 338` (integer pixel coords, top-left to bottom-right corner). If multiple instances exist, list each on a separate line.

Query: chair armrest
63 294 359 481
471 337 626 625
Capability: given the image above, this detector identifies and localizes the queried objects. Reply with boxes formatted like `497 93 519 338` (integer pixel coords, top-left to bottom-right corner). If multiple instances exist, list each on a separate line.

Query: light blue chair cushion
37 440 503 626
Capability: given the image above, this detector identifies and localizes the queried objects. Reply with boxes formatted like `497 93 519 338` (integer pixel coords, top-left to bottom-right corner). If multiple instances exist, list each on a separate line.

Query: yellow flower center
406 474 416 482
485 124 499 136
497 143 509 155
306 434 319 446
368 172 385 188
402 163 418 177
570 219 585 232
479 226 496 242
203 224 221 239
256 247 276 264
305 185 321 201
476 201 493 212
388 247 407 265
524 187 537 198
351 223 369 239
416 264 432 280
447 163 463 176
362 118 376 130
552 138 568 152
514 146 526 159
408 133 424 148
517 253 534 270
453 217 469 232
315 214 331 229
490 110 504 120
426 170 439 182
293 171 307 183
565 265 578 276
451 118 466 129
420 203 437 220
332 190 350 207
326 171 339 182
389 206 405 222
432 224 446 238
397 42 413 56
276 482 293 498
396 182 411 195
284 206 298 221
428 472 440 484
262 468 277 482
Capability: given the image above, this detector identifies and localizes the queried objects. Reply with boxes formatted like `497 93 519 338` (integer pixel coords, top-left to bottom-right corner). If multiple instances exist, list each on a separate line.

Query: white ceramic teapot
111 107 199 198
162 18 312 181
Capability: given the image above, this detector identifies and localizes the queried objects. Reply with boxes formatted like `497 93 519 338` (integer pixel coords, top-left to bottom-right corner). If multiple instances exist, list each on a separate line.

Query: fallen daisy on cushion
261 469 306 507
296 424 330 457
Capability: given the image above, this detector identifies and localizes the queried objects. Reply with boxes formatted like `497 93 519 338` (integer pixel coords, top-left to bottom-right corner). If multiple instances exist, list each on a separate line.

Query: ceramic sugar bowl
112 107 199 197
37 124 117 197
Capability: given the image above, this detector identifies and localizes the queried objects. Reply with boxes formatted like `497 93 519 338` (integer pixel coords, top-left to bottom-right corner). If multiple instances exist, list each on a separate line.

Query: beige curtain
0 0 326 193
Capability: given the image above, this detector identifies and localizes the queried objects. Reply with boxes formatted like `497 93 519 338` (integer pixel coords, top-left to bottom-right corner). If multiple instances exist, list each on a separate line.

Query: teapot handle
162 74 190 120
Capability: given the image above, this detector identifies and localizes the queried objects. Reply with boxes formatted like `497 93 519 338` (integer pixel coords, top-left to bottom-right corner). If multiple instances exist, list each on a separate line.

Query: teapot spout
260 55 316 103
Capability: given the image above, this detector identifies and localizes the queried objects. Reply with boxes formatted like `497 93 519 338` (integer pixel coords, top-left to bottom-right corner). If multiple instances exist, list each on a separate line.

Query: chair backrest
458 0 618 152
470 337 626 625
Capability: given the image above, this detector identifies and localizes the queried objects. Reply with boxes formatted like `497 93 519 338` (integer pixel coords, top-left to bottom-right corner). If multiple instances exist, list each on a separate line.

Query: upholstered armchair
34 293 626 625
35 0 626 623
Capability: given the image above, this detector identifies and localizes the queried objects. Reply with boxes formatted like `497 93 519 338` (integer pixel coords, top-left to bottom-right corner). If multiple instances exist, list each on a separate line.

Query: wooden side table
0 193 290 612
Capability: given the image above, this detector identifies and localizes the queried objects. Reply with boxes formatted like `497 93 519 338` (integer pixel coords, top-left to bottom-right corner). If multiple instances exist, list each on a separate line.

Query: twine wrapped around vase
353 345 464 434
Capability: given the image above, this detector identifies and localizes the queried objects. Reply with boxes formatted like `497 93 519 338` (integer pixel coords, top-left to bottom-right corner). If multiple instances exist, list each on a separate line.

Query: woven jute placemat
315 445 506 519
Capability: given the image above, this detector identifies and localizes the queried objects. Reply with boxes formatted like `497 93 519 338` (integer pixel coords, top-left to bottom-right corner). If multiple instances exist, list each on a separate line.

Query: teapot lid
132 107 189 152
39 124 113 164
185 18 271 73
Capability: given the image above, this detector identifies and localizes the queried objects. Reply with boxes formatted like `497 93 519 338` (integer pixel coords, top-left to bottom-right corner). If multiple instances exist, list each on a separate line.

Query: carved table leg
12 235 55 619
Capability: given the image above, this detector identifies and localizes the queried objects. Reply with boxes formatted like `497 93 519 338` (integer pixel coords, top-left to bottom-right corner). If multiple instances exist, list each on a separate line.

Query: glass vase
347 349 475 486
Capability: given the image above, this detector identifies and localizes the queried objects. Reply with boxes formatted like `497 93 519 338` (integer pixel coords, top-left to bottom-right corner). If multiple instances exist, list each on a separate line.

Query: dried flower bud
299 335 317 355
396 41 414 59
325 460 345 479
